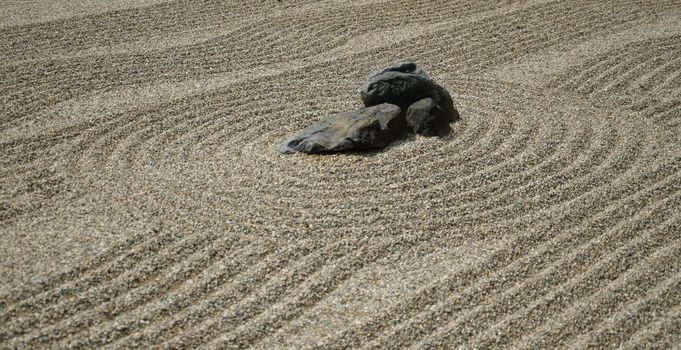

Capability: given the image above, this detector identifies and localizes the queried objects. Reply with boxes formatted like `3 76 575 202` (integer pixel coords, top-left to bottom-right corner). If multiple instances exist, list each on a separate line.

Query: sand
1 0 680 348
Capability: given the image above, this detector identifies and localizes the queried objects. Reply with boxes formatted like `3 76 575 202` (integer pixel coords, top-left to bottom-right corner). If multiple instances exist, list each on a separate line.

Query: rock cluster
278 62 459 154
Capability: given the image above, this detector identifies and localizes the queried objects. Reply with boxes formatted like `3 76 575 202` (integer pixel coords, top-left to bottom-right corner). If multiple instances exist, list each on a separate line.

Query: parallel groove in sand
473 201 681 349
2 0 681 348
566 265 681 348
3 233 258 344
103 238 363 348
3 75 673 346
329 161 681 349
0 0 507 129
359 138 658 348
418 204 681 349
2 0 670 132
254 82 652 348
553 34 681 130
60 239 330 349
622 302 681 348
310 116 667 341
515 239 681 349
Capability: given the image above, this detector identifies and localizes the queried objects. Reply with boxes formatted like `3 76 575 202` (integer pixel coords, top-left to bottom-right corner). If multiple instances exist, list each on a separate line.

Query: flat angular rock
406 98 452 137
360 61 459 122
278 103 404 154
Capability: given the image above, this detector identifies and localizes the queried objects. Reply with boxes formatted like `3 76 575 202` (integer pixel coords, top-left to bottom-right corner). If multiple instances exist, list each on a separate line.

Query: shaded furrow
419 199 681 349
3 0 681 348
515 238 681 349
102 238 361 348
5 0 662 137
317 152 678 348
193 234 434 349
58 238 330 349
0 0 328 61
222 80 574 204
2 231 254 343
366 165 680 349
621 303 681 348
555 35 681 94
0 0 507 129
0 222 163 307
569 272 681 348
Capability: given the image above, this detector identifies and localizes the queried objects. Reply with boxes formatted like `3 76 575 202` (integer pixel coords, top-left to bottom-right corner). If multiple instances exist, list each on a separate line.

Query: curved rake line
416 204 681 349
2 230 247 343
575 48 648 96
513 238 681 350
101 238 347 348
148 115 230 163
655 103 681 126
551 36 675 93
0 226 190 335
196 234 435 349
0 81 612 328
640 99 681 119
248 106 570 346
0 0 333 61
619 302 681 348
474 214 681 347
7 234 267 347
73 90 275 172
234 84 560 206
0 0 544 129
631 47 681 93
475 5 645 72
191 93 500 201
594 45 679 97
319 140 672 349
154 236 382 348
0 0 503 127
148 237 374 349
451 0 652 74
569 271 681 349
657 61 681 91
240 97 534 204
58 239 327 349
243 113 566 218
403 112 624 227
106 110 228 167
554 47 620 92
0 223 164 306
371 170 681 349
218 81 510 168
234 93 632 248
412 1 573 73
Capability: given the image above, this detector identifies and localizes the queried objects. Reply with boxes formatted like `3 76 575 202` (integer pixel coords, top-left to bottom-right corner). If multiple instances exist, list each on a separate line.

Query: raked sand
1 0 681 348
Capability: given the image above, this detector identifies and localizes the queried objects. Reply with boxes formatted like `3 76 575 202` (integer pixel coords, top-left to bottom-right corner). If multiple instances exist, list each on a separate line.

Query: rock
278 62 461 155
360 61 459 122
365 61 431 81
406 98 451 136
278 103 404 154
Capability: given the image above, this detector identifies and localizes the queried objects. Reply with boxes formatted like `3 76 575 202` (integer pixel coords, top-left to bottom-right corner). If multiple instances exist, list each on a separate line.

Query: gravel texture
1 0 681 349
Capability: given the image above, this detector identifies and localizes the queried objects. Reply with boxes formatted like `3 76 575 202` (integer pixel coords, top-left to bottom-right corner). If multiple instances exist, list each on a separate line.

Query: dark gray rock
360 62 459 123
279 62 460 155
365 61 431 81
278 103 404 154
406 98 452 137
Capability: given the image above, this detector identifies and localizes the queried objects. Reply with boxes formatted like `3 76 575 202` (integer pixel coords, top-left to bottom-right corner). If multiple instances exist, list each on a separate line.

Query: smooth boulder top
278 103 404 154
364 61 431 81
